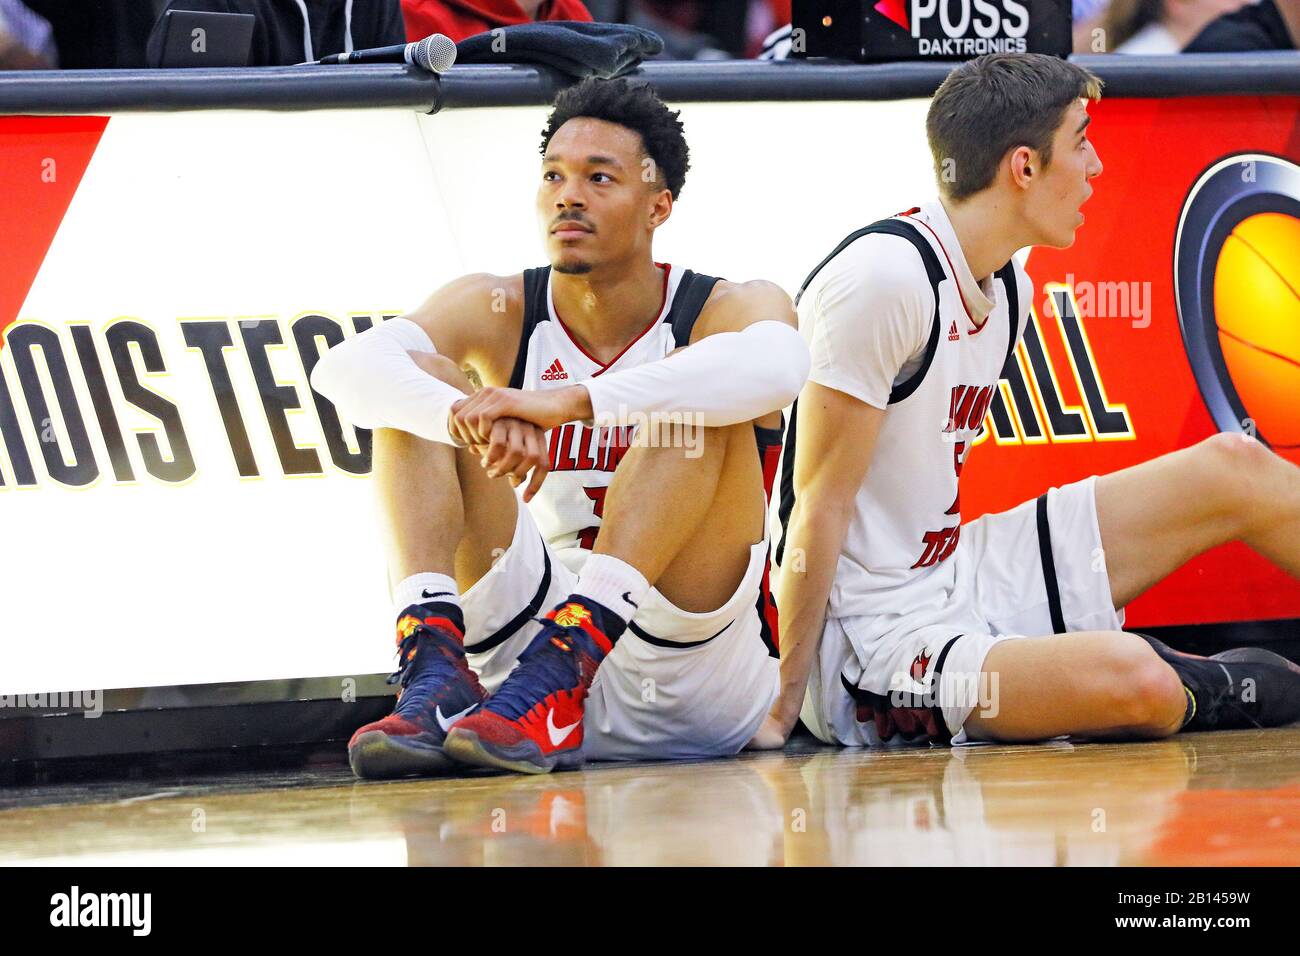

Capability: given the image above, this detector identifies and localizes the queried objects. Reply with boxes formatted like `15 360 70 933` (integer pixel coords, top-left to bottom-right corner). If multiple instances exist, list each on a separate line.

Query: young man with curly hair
314 77 808 776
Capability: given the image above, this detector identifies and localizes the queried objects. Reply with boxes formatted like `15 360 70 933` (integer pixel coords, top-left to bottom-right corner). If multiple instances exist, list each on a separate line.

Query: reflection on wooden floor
3 728 1299 866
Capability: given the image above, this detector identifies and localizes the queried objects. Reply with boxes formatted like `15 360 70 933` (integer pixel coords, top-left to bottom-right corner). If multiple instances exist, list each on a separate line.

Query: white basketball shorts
803 475 1125 747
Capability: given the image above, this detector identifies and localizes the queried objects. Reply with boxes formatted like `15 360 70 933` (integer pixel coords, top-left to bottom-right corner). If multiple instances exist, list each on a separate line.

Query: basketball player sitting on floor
313 78 806 777
751 53 1300 752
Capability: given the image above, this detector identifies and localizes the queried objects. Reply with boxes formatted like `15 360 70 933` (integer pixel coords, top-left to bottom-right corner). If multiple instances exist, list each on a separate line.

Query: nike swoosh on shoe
436 702 478 733
547 709 580 746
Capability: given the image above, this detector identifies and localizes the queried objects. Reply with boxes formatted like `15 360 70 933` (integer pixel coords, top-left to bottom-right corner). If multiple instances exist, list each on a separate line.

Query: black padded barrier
0 52 1298 116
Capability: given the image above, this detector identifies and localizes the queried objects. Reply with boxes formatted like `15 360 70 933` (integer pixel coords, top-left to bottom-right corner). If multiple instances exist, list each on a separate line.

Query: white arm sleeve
581 320 810 429
309 317 463 446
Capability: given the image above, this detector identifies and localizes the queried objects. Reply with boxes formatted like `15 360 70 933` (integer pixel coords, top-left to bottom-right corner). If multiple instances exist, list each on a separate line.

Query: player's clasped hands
450 384 593 503
450 392 550 502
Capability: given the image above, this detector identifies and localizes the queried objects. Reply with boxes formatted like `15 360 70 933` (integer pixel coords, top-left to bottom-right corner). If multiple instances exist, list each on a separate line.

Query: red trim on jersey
552 263 673 376
758 557 780 653
902 211 989 335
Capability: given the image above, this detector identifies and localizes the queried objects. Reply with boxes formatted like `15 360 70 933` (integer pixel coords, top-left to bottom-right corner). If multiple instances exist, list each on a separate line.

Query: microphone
314 33 457 72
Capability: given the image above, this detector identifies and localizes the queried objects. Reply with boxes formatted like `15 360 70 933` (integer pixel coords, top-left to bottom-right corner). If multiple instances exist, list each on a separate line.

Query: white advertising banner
0 100 934 694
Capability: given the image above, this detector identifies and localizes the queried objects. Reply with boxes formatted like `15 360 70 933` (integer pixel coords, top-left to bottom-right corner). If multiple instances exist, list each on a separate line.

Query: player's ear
649 188 672 229
1009 145 1035 191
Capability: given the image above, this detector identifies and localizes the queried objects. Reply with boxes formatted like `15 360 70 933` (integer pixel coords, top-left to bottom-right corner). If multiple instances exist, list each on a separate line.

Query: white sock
575 554 650 624
392 572 460 618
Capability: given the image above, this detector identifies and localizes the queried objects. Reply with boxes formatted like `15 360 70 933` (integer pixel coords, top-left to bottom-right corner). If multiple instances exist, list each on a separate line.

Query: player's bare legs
349 354 525 778
446 416 768 773
380 391 767 614
374 354 519 593
1095 434 1300 605
966 434 1300 745
596 416 766 614
964 633 1186 742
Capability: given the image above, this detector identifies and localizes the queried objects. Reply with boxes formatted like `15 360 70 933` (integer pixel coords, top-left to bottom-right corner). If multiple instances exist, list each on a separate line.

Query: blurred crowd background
0 0 1294 69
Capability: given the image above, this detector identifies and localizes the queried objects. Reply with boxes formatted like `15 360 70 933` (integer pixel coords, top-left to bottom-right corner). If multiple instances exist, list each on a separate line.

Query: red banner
966 96 1300 627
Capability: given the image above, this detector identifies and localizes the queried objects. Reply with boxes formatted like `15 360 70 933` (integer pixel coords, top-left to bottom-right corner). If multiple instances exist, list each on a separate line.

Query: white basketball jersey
511 263 721 562
776 202 1033 618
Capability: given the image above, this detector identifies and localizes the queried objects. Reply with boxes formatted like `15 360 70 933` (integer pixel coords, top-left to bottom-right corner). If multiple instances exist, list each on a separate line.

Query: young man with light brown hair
753 52 1300 751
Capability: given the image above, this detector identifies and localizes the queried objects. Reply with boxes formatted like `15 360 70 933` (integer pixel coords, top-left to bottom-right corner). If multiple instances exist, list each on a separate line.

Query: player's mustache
552 214 595 233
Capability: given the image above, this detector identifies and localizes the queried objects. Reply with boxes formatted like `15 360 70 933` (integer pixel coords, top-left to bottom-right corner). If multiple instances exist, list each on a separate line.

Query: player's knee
1105 638 1184 733
1191 432 1275 526
410 351 473 395
1199 431 1271 470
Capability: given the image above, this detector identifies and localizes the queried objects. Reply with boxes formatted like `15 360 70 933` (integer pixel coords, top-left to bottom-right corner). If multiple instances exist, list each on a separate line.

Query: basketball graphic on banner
1175 153 1300 464
1212 212 1300 451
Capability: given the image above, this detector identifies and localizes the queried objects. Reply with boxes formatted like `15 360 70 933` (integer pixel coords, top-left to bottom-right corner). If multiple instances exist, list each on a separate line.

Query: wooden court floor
2 728 1298 866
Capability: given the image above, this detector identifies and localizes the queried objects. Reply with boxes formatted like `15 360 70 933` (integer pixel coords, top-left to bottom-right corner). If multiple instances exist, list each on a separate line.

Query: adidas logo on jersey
541 359 569 381
948 321 960 342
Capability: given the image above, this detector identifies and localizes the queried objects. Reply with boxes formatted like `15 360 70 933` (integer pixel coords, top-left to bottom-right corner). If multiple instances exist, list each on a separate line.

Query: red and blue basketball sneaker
348 607 487 779
443 601 613 774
